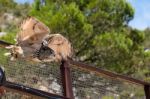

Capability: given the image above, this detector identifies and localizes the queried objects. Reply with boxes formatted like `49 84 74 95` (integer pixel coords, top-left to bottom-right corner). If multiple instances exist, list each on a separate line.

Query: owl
5 17 73 62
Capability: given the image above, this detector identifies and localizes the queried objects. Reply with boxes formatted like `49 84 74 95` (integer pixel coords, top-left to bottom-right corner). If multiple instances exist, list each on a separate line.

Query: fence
0 40 149 99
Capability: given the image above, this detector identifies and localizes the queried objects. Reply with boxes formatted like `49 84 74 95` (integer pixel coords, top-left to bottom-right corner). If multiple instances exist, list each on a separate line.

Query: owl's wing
11 17 50 61
17 17 50 46
44 34 73 61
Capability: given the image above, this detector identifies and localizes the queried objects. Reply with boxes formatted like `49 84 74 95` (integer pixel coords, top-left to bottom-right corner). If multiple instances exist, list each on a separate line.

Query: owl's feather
17 17 50 42
38 34 73 62
6 17 73 62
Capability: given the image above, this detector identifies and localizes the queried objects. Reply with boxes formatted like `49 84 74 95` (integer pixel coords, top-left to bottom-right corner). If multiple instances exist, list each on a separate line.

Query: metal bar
2 86 45 99
0 40 13 47
60 61 74 99
3 81 68 99
1 40 150 98
144 85 150 99
69 60 150 86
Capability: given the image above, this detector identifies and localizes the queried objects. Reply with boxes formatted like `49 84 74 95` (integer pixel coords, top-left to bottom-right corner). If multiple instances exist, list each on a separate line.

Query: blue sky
15 0 34 4
128 0 150 30
15 0 150 30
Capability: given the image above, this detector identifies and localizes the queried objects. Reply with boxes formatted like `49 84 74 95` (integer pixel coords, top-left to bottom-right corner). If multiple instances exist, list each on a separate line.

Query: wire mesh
70 64 146 99
0 47 148 99
0 48 63 98
1 91 42 99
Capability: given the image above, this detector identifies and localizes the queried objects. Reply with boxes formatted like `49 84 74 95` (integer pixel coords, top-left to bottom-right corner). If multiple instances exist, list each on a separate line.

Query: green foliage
0 0 30 75
85 0 134 33
28 0 149 76
92 32 132 72
0 32 16 65
13 3 31 17
0 32 16 44
102 96 115 99
33 0 41 11
30 1 93 52
0 0 147 80
144 28 150 48
0 0 17 14
142 28 150 82
0 0 149 98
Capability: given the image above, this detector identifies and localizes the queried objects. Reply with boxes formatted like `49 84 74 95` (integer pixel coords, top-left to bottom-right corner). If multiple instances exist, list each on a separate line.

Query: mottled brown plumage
5 17 73 62
38 34 73 62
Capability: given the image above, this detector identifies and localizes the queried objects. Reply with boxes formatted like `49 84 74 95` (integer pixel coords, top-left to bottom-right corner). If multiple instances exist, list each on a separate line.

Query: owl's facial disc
36 44 55 61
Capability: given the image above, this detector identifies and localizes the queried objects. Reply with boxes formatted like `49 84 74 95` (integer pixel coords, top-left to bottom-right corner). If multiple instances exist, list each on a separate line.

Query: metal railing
0 40 150 99
69 60 150 99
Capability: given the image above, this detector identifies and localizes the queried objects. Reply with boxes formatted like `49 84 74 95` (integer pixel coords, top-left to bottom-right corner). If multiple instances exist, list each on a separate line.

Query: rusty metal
69 60 150 86
0 40 150 98
3 81 68 99
144 85 150 99
0 40 13 47
61 61 74 99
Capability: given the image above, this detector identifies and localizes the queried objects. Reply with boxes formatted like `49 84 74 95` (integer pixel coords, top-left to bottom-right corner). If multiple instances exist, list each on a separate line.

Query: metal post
60 60 74 99
0 67 6 95
144 85 150 99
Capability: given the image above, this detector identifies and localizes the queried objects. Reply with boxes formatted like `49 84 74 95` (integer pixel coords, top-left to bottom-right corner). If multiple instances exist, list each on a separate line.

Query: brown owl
5 17 73 62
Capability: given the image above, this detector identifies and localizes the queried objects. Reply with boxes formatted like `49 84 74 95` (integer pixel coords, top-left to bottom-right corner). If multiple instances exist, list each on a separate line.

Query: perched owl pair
5 17 73 62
